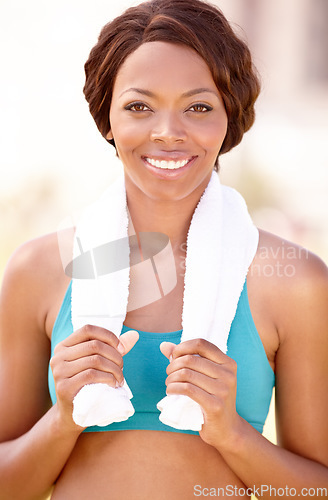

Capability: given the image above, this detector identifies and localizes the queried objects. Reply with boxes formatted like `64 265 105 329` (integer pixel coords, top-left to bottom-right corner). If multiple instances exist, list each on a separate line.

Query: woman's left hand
160 339 241 449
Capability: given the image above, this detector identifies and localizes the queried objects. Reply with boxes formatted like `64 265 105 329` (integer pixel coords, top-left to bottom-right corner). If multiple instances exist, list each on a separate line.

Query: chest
124 274 185 333
123 245 186 333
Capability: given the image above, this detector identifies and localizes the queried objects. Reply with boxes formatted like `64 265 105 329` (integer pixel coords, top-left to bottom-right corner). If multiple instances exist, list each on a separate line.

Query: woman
0 0 327 498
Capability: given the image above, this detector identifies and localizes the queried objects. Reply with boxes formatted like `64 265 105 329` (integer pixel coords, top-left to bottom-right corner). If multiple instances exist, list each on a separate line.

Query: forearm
0 405 82 500
216 418 328 499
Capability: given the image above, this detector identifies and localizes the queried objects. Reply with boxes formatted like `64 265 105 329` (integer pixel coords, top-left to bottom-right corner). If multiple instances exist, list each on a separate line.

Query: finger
159 341 176 361
60 324 120 350
170 338 229 364
62 340 124 367
166 368 219 395
166 380 216 408
166 354 222 379
56 367 121 399
118 330 139 355
62 355 125 385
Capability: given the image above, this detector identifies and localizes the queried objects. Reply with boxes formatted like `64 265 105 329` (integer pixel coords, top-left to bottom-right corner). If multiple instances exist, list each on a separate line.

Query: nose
150 111 187 144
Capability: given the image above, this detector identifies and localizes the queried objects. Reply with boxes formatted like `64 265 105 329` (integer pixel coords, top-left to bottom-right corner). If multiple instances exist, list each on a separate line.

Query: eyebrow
119 87 220 99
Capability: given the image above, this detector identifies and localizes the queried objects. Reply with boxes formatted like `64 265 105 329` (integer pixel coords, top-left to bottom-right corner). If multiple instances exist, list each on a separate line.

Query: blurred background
0 0 327 444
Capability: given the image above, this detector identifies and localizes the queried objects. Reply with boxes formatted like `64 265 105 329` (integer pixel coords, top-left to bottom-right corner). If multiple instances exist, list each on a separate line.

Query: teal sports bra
48 280 275 435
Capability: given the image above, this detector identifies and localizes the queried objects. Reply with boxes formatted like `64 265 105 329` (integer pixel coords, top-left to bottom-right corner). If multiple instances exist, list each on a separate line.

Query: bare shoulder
251 229 328 339
2 230 69 289
4 231 61 278
246 229 326 372
256 228 327 279
247 228 327 369
1 229 73 335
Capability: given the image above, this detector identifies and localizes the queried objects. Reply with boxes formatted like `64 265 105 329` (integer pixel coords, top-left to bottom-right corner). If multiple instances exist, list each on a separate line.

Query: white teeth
145 158 190 169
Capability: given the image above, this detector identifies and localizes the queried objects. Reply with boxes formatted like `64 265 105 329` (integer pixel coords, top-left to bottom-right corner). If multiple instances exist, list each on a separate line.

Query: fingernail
117 343 125 355
169 354 173 362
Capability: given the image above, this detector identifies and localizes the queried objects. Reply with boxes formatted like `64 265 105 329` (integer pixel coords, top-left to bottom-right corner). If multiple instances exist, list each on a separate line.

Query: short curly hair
83 0 261 171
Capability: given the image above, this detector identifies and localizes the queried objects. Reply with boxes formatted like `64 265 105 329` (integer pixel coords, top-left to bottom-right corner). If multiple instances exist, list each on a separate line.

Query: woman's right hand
49 325 139 431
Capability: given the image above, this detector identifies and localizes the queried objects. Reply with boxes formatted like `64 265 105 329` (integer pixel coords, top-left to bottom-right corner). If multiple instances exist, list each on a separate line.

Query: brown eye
132 104 146 112
189 104 212 113
124 102 150 112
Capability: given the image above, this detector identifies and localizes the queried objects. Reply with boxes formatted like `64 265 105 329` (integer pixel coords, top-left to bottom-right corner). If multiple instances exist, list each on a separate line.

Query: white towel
157 174 259 430
70 168 259 430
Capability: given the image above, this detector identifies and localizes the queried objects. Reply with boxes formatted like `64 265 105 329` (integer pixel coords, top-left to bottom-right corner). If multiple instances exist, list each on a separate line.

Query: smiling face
108 41 228 202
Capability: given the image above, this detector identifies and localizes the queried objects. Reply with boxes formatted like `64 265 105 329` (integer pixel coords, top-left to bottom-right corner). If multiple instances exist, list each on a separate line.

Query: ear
106 129 113 140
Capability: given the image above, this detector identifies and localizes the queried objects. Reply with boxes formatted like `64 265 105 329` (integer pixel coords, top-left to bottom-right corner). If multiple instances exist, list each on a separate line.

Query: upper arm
274 251 328 467
0 238 53 441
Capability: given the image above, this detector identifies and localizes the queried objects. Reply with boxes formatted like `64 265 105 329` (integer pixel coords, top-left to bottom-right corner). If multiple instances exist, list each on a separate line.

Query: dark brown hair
83 0 261 170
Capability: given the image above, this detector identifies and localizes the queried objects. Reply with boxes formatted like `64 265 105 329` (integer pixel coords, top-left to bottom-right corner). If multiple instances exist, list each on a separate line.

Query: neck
124 174 212 253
